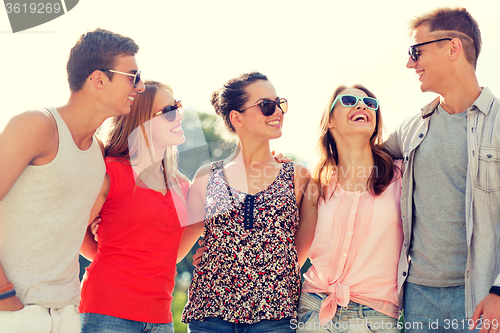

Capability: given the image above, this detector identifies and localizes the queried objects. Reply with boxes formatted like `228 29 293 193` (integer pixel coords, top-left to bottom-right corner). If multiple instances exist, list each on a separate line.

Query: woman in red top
79 80 189 333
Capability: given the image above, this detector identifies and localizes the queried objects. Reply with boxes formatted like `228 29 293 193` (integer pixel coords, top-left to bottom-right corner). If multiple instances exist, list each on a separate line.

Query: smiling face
406 24 452 94
148 87 185 150
103 55 145 116
327 88 377 142
233 80 284 140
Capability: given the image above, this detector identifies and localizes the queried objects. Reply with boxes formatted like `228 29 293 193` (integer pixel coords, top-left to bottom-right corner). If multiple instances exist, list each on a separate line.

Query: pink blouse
302 161 403 323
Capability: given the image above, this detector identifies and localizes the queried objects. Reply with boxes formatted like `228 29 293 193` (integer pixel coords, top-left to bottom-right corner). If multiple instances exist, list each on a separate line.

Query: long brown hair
313 84 397 196
103 80 188 201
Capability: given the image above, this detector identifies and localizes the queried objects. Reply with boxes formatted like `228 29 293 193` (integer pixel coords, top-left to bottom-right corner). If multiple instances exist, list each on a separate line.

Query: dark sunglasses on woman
152 101 183 122
237 98 288 116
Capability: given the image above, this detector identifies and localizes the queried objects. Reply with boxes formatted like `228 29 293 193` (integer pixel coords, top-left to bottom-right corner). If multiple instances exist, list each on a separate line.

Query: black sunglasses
152 101 182 122
408 38 452 62
99 68 142 88
237 98 288 116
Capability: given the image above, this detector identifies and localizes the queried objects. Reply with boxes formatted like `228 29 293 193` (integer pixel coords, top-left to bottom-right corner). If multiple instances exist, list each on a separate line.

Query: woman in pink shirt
295 85 403 332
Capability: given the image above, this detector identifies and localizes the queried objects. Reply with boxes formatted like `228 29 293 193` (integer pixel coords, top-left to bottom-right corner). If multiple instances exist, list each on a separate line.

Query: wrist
0 283 13 294
0 289 16 300
489 286 500 297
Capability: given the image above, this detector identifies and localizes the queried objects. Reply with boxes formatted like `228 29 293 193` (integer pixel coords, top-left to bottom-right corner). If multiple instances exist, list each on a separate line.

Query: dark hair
314 84 399 196
210 72 268 132
67 28 139 92
410 7 481 68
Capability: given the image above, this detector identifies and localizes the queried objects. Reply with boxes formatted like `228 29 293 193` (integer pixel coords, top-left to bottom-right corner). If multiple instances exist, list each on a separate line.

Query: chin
270 133 283 140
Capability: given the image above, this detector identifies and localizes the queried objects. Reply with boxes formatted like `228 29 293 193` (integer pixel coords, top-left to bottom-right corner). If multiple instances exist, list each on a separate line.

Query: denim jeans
0 304 80 333
188 317 294 333
296 292 398 333
403 282 480 333
80 313 174 333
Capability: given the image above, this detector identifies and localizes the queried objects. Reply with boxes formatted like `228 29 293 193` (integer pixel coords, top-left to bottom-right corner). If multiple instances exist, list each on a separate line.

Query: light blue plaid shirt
385 87 500 318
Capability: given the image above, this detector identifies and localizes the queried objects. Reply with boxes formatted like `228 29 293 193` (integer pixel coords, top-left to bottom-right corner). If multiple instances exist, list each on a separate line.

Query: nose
406 56 416 69
176 109 184 121
136 79 146 93
356 101 367 110
276 104 284 115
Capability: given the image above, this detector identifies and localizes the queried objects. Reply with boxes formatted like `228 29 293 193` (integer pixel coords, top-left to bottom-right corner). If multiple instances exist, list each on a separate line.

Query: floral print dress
182 161 301 324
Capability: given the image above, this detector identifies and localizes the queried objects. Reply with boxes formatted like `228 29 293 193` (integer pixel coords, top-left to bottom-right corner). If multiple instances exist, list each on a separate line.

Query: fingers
91 217 101 242
274 153 284 163
471 305 482 330
192 246 206 268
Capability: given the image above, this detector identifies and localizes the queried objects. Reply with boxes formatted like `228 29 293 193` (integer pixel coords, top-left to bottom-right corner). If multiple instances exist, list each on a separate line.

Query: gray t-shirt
408 104 468 287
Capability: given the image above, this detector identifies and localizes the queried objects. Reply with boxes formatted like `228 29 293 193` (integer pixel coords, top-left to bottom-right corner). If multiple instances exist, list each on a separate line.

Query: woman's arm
79 174 110 261
293 163 315 267
176 164 211 263
295 178 320 267
293 163 310 209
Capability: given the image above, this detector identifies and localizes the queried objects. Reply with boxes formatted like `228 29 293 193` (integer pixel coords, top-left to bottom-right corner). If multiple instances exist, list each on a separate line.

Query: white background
1 0 500 165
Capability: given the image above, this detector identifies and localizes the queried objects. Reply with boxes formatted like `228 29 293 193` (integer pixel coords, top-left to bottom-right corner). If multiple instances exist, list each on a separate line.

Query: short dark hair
410 7 481 68
67 28 139 92
210 72 268 133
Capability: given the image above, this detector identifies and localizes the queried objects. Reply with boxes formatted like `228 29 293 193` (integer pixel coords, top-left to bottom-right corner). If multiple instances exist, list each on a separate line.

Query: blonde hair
103 80 188 202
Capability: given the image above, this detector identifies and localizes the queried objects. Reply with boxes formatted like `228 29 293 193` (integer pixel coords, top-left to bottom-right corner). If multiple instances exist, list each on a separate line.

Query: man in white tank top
0 28 145 332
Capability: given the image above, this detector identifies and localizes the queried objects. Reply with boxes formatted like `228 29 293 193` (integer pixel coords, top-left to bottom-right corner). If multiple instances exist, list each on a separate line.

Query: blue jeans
80 313 174 333
403 282 479 333
188 317 294 333
296 292 398 333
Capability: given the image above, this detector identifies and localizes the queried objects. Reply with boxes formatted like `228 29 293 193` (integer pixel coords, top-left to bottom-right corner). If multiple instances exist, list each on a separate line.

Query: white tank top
0 107 105 308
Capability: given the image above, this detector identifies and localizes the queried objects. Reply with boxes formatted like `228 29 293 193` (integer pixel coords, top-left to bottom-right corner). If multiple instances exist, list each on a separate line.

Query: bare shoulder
188 162 213 193
3 109 56 136
293 162 310 182
1 110 58 159
193 162 213 179
292 162 310 204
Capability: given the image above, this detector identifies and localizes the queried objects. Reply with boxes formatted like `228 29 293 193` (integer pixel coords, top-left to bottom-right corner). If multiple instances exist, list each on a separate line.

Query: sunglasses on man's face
408 38 452 62
152 101 183 122
99 68 142 88
237 98 288 116
330 94 379 112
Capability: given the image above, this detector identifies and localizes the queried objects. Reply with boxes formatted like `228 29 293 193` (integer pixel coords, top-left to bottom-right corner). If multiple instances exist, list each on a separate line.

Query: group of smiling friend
0 5 499 333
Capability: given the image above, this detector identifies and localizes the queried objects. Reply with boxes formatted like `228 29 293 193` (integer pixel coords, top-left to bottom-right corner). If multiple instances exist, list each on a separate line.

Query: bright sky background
1 0 500 166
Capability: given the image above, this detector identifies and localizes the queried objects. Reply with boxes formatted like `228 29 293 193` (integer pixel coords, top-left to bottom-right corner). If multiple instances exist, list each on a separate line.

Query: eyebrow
255 97 279 103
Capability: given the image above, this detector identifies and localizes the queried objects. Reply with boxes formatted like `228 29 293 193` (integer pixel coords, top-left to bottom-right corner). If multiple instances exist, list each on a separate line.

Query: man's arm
0 111 57 200
0 110 58 310
471 279 500 333
383 127 404 159
79 174 110 261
